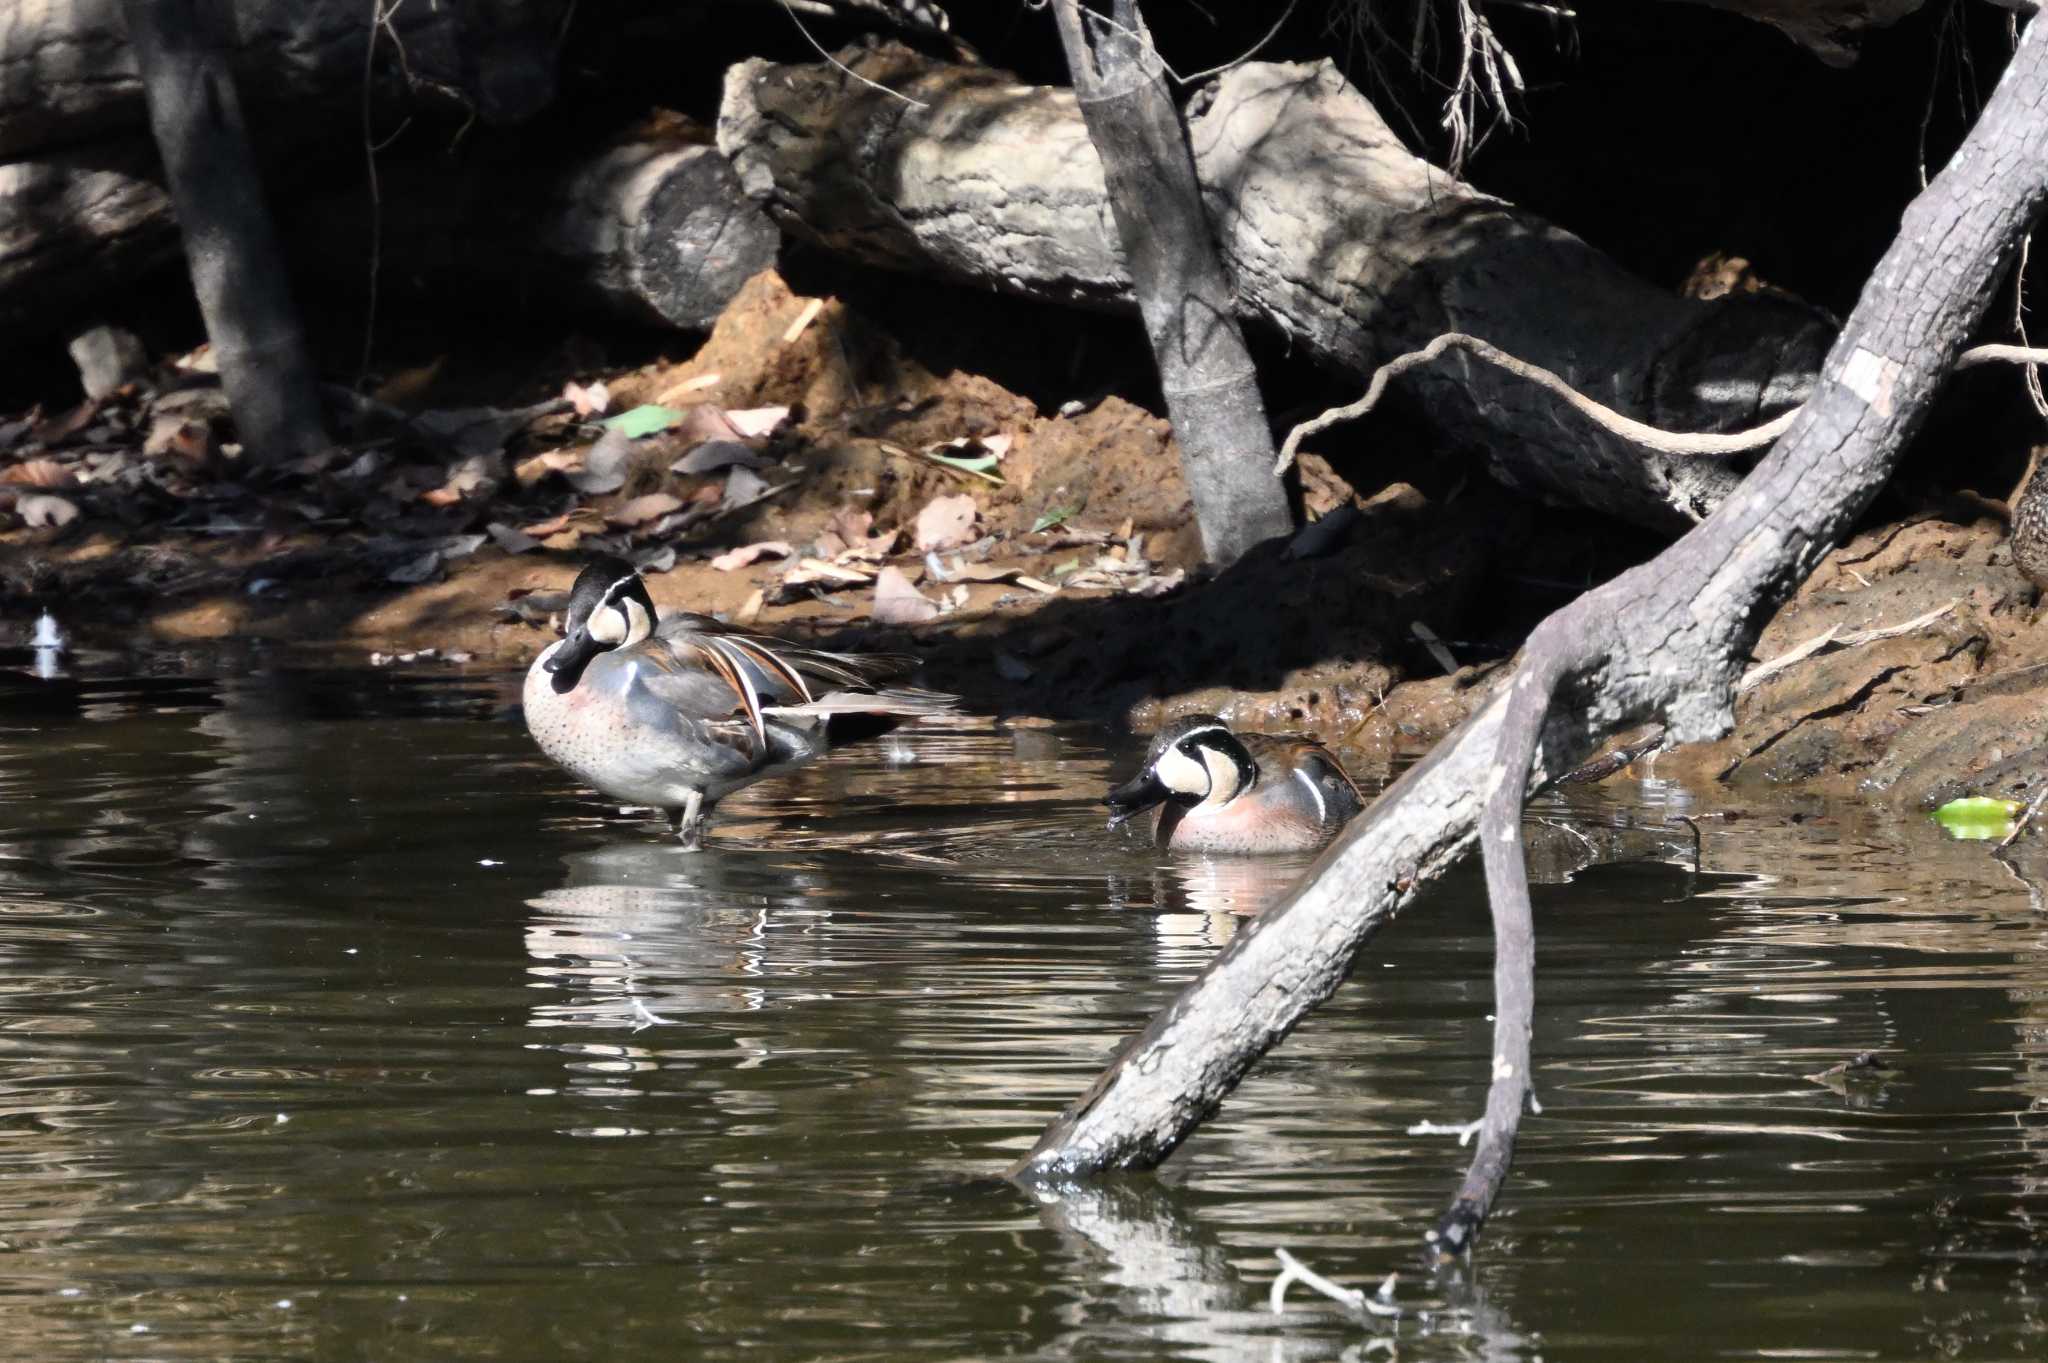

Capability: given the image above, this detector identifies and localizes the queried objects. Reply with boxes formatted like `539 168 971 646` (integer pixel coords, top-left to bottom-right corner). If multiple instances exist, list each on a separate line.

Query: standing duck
1104 713 1365 854
525 555 959 847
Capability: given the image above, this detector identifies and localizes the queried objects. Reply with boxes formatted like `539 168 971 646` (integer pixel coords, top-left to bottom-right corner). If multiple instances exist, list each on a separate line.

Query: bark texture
1051 0 1290 566
719 45 1834 532
0 0 569 159
121 0 326 462
0 141 173 333
1008 15 2048 1255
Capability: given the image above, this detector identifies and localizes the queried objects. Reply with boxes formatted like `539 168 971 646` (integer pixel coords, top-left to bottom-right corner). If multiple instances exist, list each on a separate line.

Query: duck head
544 555 658 693
1104 713 1258 828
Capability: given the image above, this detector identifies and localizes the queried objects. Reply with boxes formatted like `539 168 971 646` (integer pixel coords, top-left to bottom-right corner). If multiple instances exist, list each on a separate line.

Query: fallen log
719 44 1834 532
1009 15 2048 1256
0 142 174 335
0 0 571 160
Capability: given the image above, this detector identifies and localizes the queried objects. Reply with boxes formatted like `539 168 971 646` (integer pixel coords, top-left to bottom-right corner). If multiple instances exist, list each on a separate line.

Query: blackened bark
1048 0 1291 566
120 0 326 463
1008 14 2048 1255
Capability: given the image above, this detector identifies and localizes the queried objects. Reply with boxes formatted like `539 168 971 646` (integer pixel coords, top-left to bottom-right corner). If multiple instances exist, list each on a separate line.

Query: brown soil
7 267 2046 804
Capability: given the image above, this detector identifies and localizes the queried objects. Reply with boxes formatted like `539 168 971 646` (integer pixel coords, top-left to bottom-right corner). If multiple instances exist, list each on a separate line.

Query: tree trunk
1008 14 2048 1257
120 0 327 463
1049 0 1292 567
719 45 1833 533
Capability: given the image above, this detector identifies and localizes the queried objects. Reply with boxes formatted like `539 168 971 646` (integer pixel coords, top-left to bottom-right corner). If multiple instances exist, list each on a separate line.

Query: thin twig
1736 599 1959 693
778 0 929 107
1270 1249 1401 1318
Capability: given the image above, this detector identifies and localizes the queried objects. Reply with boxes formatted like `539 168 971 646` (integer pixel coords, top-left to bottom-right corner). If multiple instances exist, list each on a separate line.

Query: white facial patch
1199 743 1247 802
1153 743 1211 798
585 575 651 646
615 593 652 645
586 606 626 643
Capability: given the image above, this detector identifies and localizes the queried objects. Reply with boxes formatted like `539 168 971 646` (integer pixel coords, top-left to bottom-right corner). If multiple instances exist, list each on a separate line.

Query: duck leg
667 789 706 850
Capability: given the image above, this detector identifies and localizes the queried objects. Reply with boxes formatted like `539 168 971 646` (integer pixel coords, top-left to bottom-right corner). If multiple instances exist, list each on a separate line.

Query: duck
524 554 959 847
1104 713 1365 853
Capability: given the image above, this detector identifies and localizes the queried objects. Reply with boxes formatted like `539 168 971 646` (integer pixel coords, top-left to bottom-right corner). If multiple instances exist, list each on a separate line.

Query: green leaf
1031 505 1077 533
1051 556 1081 577
602 404 686 439
926 450 1001 475
1931 796 2023 841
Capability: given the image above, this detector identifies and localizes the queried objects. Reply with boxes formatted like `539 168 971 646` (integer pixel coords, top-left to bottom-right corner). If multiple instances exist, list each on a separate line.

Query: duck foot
667 791 706 851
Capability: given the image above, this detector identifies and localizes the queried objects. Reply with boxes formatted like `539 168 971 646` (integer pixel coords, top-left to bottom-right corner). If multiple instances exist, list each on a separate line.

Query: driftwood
1051 0 1290 566
719 45 1834 532
1011 16 2048 1256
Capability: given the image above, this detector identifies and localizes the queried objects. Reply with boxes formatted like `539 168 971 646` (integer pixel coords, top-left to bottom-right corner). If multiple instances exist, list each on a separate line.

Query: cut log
538 139 782 332
719 44 1835 532
0 0 570 160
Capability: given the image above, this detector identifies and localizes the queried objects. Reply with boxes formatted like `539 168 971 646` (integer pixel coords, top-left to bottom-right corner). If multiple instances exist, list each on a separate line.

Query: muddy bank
4 267 2044 805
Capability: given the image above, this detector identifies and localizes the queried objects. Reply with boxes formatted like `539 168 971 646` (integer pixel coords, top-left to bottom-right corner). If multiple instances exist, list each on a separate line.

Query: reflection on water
0 659 2043 1360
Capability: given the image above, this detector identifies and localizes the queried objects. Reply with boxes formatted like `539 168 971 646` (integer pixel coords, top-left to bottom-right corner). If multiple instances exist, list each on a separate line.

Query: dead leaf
818 507 898 559
635 546 678 574
515 448 582 486
172 342 216 373
420 452 501 507
387 549 443 585
520 512 576 538
790 557 875 585
497 588 569 624
17 493 79 528
488 522 540 554
1014 575 1061 595
725 406 790 439
567 428 635 494
31 402 97 447
564 379 611 417
872 565 941 624
609 492 685 527
372 356 446 410
722 465 770 509
914 493 978 552
735 588 764 624
673 440 769 475
1 458 73 489
710 540 794 571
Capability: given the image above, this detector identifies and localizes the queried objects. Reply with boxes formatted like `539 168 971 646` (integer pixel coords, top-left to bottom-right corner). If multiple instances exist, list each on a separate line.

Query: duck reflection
524 842 833 1027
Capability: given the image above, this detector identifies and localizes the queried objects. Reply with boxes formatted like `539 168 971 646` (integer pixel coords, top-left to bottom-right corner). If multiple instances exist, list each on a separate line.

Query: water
0 660 2043 1361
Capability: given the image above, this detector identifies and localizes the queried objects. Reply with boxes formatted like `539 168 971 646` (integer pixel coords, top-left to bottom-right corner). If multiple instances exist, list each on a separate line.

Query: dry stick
1013 19 2048 1261
1276 334 2048 477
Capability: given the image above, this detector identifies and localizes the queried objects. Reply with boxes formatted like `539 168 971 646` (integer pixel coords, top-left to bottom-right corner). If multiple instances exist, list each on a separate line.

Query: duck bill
1104 771 1172 829
544 630 603 694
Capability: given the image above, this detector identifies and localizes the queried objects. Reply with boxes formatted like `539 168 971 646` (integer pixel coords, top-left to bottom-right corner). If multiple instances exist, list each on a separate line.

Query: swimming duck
524 555 959 847
1104 714 1365 853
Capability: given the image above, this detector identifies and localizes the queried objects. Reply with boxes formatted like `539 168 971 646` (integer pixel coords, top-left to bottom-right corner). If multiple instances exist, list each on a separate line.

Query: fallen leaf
31 402 97 447
172 342 216 373
567 428 635 494
515 448 582 486
387 550 443 584
487 522 539 554
725 406 790 439
635 545 678 574
722 465 770 509
497 588 570 624
1 458 73 488
609 492 685 527
564 379 611 417
601 404 686 439
735 588 764 624
819 507 898 559
1031 505 1078 533
414 404 548 459
673 440 769 474
914 493 978 552
790 557 876 584
439 533 487 559
17 493 79 528
872 565 941 624
420 452 501 507
372 356 447 410
520 511 576 538
710 540 794 571
1014 575 1061 595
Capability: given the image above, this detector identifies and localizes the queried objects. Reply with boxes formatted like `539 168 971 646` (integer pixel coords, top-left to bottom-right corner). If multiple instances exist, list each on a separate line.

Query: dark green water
0 660 2043 1360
